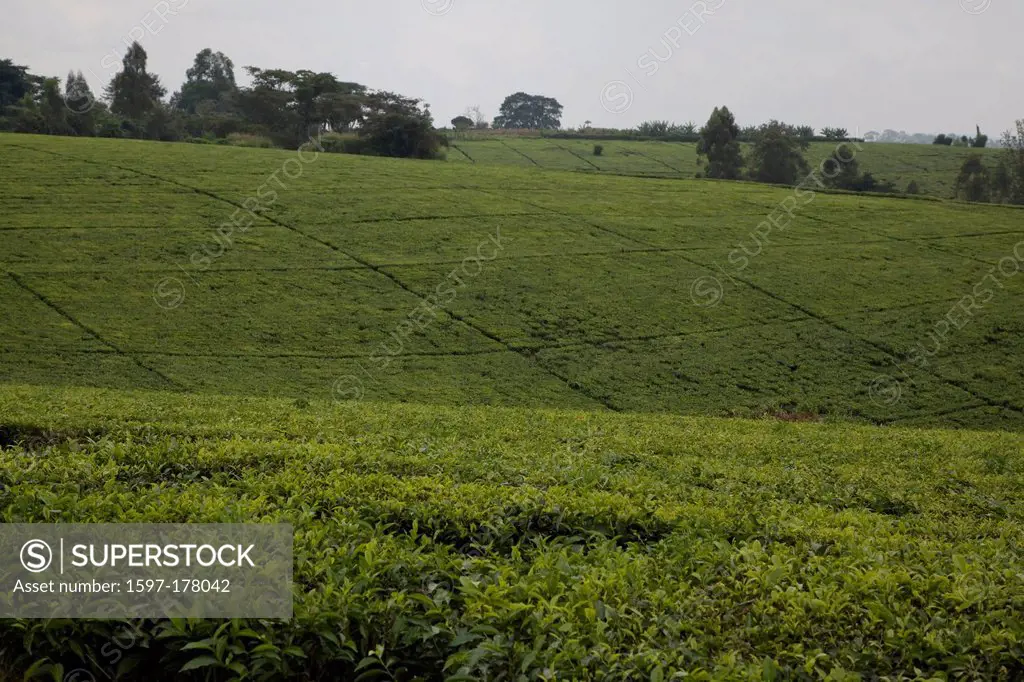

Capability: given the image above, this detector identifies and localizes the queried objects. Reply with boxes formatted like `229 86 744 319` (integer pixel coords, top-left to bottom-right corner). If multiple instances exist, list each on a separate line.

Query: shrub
225 132 273 148
593 144 604 156
359 111 445 159
747 120 809 185
906 180 921 195
697 106 744 180
3 386 1024 680
637 120 670 137
955 154 992 203
451 115 473 131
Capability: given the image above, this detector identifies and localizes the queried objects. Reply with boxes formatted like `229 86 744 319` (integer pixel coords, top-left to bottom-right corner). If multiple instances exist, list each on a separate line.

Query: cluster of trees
630 121 849 143
450 94 565 131
954 121 1024 204
694 106 888 192
5 51 1020 202
0 47 446 158
934 126 988 148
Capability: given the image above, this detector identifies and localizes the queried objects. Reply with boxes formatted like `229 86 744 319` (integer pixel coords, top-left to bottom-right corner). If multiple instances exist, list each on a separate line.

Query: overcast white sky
4 0 1021 135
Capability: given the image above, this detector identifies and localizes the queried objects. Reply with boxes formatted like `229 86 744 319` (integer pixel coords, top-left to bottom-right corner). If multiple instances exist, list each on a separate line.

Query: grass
2 133 1023 430
448 137 1005 198
1 384 1023 679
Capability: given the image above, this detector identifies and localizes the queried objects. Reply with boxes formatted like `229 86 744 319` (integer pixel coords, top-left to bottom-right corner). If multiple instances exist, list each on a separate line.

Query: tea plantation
2 132 1024 679
2 133 1023 430
446 136 1005 199
1 385 1023 679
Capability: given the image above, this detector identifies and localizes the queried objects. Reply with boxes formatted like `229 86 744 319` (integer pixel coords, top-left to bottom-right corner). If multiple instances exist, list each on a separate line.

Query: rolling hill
1 133 1022 430
446 136 1005 199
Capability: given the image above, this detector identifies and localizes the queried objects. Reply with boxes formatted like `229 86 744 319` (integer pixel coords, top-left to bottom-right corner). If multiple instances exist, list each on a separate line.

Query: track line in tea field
884 401 991 425
449 144 475 163
549 142 603 171
498 140 540 167
344 212 549 225
709 269 1024 416
621 148 685 174
832 221 1001 267
5 271 184 390
122 347 512 361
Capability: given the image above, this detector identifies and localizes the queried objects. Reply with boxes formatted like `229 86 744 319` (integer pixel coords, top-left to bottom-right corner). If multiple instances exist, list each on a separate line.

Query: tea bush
1 385 1022 680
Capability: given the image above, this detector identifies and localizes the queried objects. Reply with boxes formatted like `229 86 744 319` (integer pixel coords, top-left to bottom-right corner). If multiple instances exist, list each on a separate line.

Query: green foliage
934 134 955 146
64 71 98 135
906 180 920 195
820 127 848 141
994 120 1024 205
0 59 39 109
493 92 563 129
821 144 862 190
819 145 896 193
955 154 992 203
236 68 367 147
358 96 445 159
795 125 815 141
450 115 473 131
972 125 989 149
636 120 670 136
635 120 698 140
0 385 1023 679
747 120 809 185
105 42 167 121
224 132 273 148
697 105 744 180
37 77 71 136
172 48 237 115
593 143 603 156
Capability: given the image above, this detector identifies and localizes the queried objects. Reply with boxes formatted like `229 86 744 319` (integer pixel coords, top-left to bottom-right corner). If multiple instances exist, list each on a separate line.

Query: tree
492 92 563 129
738 125 758 141
173 49 237 115
237 67 366 145
748 120 810 185
0 59 40 109
105 42 166 121
822 144 862 190
795 125 815 141
954 155 991 203
143 102 184 141
450 115 473 131
465 105 488 129
360 98 444 159
37 77 72 135
821 127 848 141
697 106 744 180
993 120 1024 204
64 71 95 113
933 134 950 145
637 120 670 137
971 125 988 148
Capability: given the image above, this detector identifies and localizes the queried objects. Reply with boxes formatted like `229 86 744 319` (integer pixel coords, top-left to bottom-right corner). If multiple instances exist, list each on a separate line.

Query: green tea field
447 136 1004 199
4 0 1024 676
1 385 1023 679
2 133 1023 430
